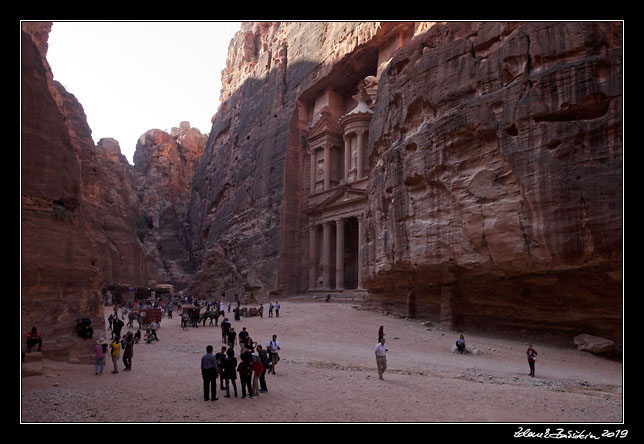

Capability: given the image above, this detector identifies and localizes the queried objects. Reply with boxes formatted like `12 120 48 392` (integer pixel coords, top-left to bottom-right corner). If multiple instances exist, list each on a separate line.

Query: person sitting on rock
75 318 94 340
456 335 466 354
26 327 42 352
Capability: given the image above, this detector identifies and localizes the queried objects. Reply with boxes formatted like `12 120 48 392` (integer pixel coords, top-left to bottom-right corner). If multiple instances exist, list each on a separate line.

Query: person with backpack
95 338 108 375
267 335 281 375
237 349 254 399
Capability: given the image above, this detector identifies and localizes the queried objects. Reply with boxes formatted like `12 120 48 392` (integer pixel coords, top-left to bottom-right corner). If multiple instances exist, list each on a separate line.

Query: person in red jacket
526 344 538 377
26 327 42 352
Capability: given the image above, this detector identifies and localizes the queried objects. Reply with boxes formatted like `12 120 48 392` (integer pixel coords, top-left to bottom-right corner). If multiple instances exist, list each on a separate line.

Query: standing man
201 345 219 401
227 327 237 350
268 302 274 318
150 320 159 341
375 338 387 380
122 331 135 371
239 328 249 352
221 317 231 344
267 334 281 375
275 301 280 317
526 344 538 377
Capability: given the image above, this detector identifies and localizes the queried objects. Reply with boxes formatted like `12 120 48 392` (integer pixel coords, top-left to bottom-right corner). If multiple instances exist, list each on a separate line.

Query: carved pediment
310 185 366 213
307 108 343 146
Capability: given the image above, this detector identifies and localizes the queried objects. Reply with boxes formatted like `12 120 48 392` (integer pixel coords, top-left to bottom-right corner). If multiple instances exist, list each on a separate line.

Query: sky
46 21 242 165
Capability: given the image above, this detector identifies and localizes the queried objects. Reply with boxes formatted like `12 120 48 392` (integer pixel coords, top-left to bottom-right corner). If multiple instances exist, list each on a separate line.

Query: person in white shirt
375 338 387 380
267 335 281 374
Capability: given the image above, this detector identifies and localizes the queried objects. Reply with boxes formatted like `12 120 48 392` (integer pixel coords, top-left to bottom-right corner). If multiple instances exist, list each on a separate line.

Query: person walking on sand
201 345 219 401
526 344 538 377
275 301 280 317
268 302 274 318
110 336 121 374
378 326 385 343
375 337 387 380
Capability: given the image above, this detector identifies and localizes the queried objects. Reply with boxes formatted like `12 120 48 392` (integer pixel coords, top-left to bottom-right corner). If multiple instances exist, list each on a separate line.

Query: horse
199 310 222 326
128 312 142 328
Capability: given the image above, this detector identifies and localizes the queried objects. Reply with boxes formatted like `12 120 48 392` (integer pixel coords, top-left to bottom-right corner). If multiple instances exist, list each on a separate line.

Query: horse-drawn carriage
128 306 162 329
142 307 162 325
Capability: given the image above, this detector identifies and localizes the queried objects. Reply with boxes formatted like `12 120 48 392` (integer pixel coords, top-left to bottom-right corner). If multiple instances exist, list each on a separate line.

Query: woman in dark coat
223 348 238 398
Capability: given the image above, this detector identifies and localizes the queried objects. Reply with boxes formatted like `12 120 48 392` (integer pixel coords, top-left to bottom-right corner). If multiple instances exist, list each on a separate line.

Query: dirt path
21 300 622 423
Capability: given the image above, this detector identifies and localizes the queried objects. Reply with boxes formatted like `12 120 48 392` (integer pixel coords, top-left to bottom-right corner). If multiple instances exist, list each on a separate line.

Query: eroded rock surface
363 22 622 345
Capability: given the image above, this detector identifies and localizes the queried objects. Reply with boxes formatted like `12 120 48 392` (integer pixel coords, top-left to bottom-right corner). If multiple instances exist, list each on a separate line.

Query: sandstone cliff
22 21 622 359
187 22 414 299
188 21 621 347
133 123 207 290
364 22 622 344
21 23 164 361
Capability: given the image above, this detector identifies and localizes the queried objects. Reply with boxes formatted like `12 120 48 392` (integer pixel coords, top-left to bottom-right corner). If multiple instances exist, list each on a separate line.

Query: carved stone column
356 131 364 179
323 144 331 190
335 218 345 290
343 135 351 183
309 225 317 289
309 148 317 194
357 214 364 289
322 221 332 289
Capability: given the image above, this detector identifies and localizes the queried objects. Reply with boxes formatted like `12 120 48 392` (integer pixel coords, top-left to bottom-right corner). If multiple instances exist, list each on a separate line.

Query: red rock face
133 124 207 290
364 22 622 345
21 24 164 361
188 22 390 299
22 21 622 359
22 26 103 360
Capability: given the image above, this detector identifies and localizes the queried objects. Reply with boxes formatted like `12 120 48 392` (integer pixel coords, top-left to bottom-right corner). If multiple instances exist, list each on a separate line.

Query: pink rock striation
21 23 204 360
363 22 622 345
189 21 622 347
22 21 622 359
133 123 207 290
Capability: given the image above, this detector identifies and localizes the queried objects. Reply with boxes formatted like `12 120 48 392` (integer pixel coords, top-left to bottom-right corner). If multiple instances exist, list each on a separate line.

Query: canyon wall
189 21 621 346
133 123 207 290
363 22 622 345
21 23 190 360
188 22 414 299
22 21 622 359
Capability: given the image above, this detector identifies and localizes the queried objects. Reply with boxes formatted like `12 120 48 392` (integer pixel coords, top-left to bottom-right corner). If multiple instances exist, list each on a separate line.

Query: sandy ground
21 299 623 424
